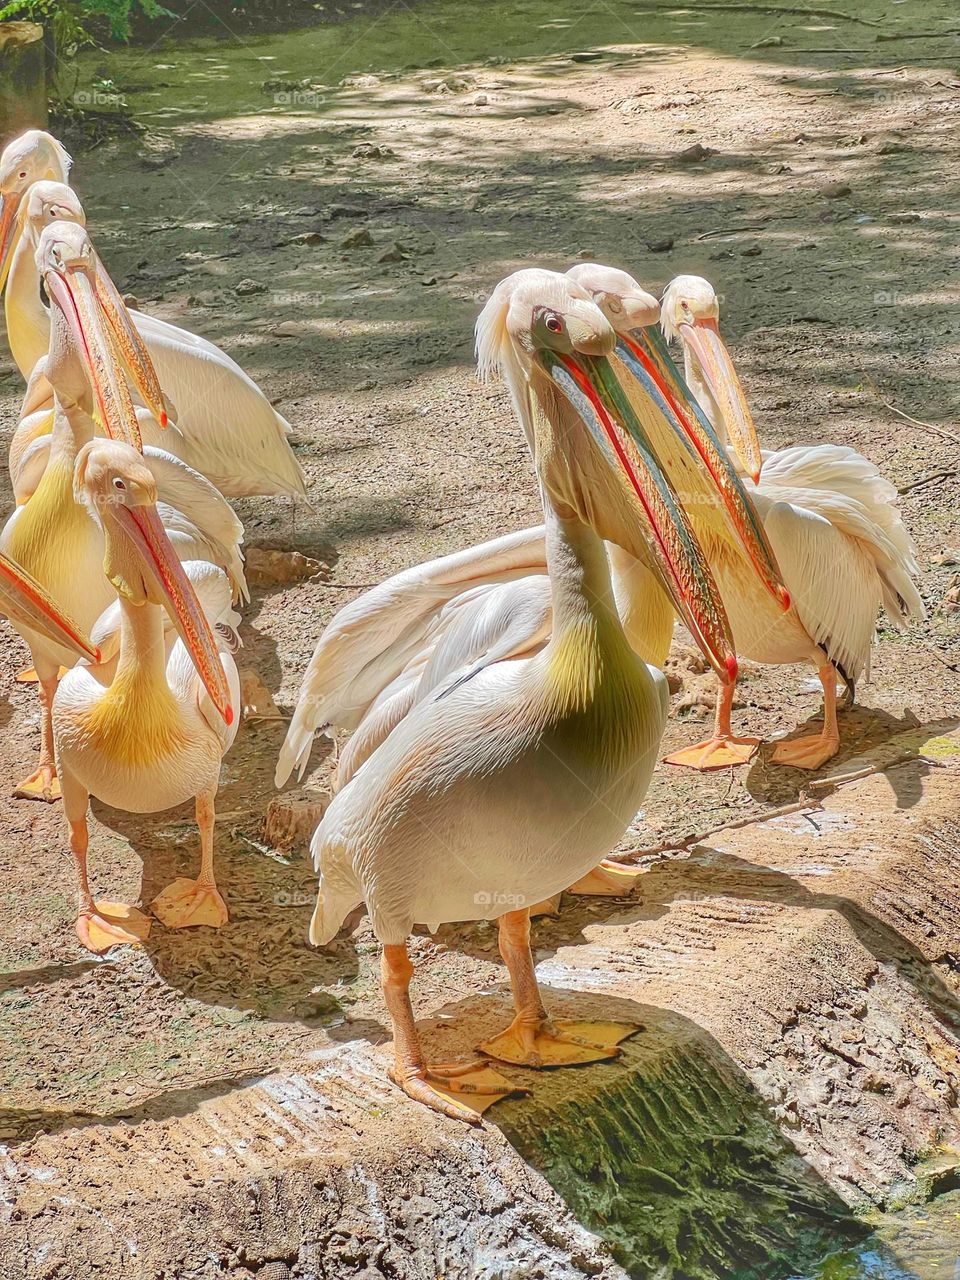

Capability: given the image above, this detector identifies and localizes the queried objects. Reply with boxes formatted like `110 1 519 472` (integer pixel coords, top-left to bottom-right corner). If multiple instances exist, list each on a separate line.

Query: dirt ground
0 0 959 1273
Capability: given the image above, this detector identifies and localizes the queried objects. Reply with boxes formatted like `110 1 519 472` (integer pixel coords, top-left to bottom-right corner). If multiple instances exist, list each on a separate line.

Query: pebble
352 142 395 161
377 243 407 263
341 228 374 249
646 237 674 253
473 93 489 107
676 142 714 163
245 547 326 586
235 279 267 297
741 244 762 257
288 230 325 246
822 182 852 199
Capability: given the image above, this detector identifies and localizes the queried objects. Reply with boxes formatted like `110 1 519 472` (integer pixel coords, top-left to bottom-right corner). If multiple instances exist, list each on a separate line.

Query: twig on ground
898 469 960 496
696 224 770 241
865 379 960 448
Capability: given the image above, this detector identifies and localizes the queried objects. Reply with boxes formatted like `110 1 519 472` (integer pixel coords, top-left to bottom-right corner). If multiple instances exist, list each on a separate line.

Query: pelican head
566 262 660 331
0 549 99 664
18 179 85 249
75 440 233 726
571 264 789 612
36 220 166 439
0 130 72 290
661 275 762 483
477 269 735 682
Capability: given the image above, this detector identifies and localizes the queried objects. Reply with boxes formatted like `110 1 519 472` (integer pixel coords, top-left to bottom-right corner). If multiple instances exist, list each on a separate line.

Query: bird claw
76 902 151 953
663 735 759 771
479 1018 641 1068
151 879 229 929
772 734 840 771
388 1061 523 1122
13 765 60 802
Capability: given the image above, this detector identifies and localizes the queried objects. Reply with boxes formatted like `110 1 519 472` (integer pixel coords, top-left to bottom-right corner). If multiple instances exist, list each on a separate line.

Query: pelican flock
0 128 924 1118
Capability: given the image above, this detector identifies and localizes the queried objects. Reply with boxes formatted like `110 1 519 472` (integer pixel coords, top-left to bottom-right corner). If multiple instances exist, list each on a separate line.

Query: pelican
2 220 245 800
54 440 238 952
660 275 924 768
303 269 736 1120
276 263 786 792
0 133 306 498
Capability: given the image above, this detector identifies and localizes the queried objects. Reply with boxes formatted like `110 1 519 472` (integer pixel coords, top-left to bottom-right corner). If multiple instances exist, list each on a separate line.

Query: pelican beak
108 500 233 727
615 325 790 612
0 191 21 293
92 254 168 428
43 262 144 450
0 549 100 663
545 349 738 685
676 316 763 484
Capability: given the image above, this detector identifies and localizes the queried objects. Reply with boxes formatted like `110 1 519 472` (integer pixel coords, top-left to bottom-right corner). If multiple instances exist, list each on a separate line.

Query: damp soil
1 0 959 1275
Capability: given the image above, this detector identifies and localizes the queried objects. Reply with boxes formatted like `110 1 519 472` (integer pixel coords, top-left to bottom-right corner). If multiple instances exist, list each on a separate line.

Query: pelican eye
18 170 27 180
605 295 623 315
545 315 563 334
112 477 126 491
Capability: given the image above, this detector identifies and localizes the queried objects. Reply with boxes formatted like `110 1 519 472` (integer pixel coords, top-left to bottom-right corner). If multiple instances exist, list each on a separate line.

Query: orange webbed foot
663 734 760 771
76 902 151 954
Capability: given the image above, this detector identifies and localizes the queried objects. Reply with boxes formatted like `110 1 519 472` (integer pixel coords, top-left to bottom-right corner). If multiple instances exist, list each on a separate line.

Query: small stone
274 321 300 337
822 182 851 199
352 378 377 391
122 293 140 310
676 142 714 163
473 93 489 107
890 211 921 224
741 243 762 257
264 793 332 852
646 237 674 253
377 243 407 263
289 230 325 246
327 203 367 220
239 668 284 723
352 142 395 161
420 276 437 287
137 140 180 170
246 547 327 586
235 278 267 297
340 227 374 249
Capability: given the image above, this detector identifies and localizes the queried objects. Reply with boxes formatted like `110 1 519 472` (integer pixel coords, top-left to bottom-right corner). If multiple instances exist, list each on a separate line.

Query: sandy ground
0 1 959 1272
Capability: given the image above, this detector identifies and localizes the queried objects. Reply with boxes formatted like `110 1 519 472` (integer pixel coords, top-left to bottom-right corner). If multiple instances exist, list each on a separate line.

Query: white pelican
660 275 924 768
276 263 787 793
0 133 306 498
2 220 245 800
303 269 736 1120
54 440 239 952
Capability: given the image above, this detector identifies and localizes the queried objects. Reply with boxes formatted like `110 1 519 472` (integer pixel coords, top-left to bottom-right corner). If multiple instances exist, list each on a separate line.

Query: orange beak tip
159 410 168 428
779 587 791 612
752 469 761 484
224 704 234 727
93 645 103 663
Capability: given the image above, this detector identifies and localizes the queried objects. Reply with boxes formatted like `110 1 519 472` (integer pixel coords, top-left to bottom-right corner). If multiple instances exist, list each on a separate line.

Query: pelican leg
479 910 640 1067
662 678 760 771
383 942 522 1123
152 790 229 929
772 664 841 770
64 772 151 953
14 671 62 802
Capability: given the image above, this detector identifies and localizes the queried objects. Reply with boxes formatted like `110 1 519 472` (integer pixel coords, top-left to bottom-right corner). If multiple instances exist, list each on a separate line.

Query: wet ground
1 0 959 1275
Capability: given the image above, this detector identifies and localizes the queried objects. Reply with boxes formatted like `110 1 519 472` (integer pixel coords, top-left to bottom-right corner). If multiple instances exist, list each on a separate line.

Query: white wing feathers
131 309 305 498
275 525 550 787
757 444 924 627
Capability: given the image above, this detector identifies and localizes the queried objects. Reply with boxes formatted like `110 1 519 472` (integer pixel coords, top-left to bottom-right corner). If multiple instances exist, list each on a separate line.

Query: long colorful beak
616 325 789 611
0 191 21 293
675 316 763 484
43 264 144 450
92 254 168 428
110 501 233 726
0 549 100 662
546 349 737 685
